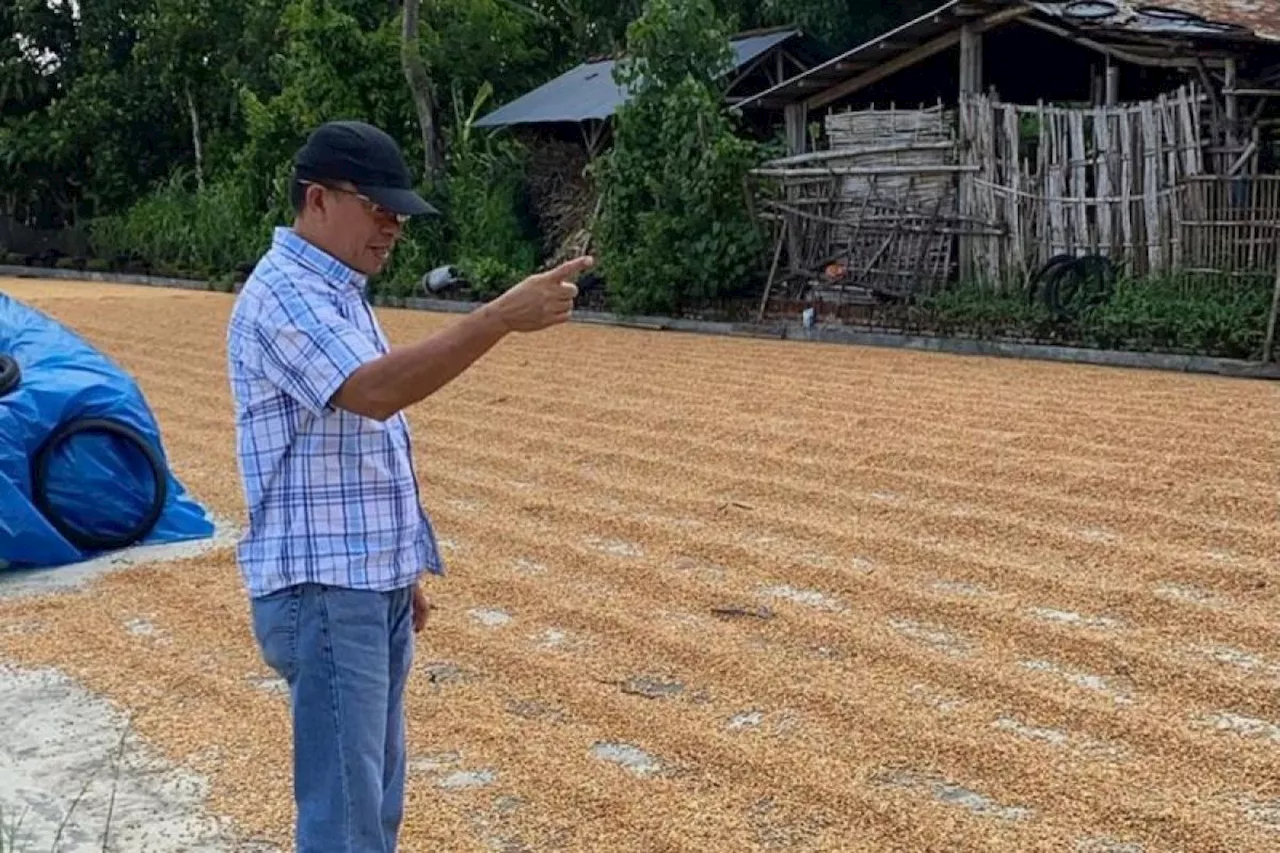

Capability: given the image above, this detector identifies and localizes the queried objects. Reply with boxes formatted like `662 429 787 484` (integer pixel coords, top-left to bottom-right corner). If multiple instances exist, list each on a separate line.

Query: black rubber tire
1030 254 1078 307
0 355 18 397
30 417 168 552
1044 257 1086 319
1075 254 1116 307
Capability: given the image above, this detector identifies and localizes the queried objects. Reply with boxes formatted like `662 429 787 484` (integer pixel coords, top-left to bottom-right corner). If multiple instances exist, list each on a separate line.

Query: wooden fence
754 104 983 307
752 86 1280 313
958 86 1212 286
1176 175 1280 279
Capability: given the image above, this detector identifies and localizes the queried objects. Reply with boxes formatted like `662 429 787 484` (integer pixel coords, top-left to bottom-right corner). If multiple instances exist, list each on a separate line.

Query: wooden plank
1004 105 1025 280
1159 93 1177 186
978 97 997 285
1225 59 1238 153
1069 110 1089 252
958 94 978 281
1119 108 1135 267
1140 100 1162 271
1094 106 1113 256
959 24 983 97
753 165 979 178
1033 101 1046 266
1178 87 1201 176
1158 93 1179 266
1048 111 1067 256
756 218 788 322
1265 236 1280 363
764 141 954 167
1018 16 1218 69
784 102 808 156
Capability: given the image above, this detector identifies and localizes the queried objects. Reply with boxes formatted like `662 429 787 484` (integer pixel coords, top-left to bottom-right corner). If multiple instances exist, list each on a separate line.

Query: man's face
304 181 405 276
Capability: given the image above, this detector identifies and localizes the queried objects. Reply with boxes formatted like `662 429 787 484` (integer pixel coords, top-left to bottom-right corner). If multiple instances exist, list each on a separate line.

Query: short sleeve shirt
226 227 443 598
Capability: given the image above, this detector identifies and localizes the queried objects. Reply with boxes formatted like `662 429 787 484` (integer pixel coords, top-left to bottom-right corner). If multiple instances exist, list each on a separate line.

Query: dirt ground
1 278 1278 853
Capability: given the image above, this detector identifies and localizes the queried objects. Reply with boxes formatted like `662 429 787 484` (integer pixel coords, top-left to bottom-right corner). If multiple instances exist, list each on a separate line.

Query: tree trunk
185 82 205 192
400 0 444 182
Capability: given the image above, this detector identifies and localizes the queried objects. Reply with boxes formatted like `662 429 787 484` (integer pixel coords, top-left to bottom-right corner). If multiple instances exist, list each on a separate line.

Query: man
225 120 591 852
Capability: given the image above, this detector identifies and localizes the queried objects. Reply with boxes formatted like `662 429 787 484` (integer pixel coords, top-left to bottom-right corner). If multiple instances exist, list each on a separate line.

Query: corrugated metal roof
474 29 801 128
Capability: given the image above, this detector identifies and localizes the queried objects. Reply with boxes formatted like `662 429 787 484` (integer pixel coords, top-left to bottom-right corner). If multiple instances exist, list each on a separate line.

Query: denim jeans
250 582 415 853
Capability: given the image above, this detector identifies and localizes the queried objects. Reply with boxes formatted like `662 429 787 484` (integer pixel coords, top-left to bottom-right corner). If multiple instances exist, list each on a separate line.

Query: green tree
592 0 767 316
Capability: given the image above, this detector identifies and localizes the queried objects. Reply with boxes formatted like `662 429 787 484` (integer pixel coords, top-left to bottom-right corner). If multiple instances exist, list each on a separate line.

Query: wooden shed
739 1 1280 312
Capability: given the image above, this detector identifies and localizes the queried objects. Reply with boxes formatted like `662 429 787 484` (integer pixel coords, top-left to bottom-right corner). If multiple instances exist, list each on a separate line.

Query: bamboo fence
754 104 983 308
958 86 1212 286
753 85 1280 313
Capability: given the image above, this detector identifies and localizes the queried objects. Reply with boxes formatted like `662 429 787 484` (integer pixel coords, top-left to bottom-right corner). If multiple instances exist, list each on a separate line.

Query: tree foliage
0 0 951 300
592 0 767 316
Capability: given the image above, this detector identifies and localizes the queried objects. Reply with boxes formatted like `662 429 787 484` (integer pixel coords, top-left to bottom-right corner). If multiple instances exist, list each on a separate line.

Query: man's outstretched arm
332 255 591 421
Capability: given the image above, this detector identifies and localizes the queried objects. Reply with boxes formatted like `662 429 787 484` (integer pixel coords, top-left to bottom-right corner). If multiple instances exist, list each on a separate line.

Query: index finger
536 255 594 283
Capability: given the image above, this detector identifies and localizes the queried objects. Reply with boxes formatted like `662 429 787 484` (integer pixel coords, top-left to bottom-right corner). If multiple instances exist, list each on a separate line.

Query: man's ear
305 183 327 217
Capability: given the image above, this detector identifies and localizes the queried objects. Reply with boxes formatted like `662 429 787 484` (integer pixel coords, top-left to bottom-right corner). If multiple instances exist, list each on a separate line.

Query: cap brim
360 185 440 217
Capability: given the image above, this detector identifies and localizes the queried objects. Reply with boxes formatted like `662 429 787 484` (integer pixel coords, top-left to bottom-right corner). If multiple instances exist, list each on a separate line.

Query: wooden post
757 219 788 322
781 101 808 279
1225 58 1239 170
1106 62 1120 106
1264 231 1280 363
958 25 983 283
784 102 808 156
959 25 983 97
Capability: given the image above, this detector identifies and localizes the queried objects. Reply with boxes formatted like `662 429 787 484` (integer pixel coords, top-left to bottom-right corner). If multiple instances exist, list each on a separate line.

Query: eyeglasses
300 180 409 225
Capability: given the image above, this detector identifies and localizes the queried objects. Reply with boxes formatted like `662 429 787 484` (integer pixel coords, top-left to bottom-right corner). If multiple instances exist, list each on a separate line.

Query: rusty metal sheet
1033 0 1279 43
1160 1 1280 42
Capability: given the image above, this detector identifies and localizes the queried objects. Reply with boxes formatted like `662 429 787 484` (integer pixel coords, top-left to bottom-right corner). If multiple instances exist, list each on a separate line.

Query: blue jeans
250 582 415 853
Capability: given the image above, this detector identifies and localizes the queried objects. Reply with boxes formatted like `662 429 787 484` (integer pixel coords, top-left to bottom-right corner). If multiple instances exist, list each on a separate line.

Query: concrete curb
0 263 218 292
388 295 1280 380
4 265 1277 381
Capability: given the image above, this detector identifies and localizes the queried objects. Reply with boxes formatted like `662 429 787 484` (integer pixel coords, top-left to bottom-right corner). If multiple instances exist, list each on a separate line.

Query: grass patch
89 170 270 282
905 274 1275 360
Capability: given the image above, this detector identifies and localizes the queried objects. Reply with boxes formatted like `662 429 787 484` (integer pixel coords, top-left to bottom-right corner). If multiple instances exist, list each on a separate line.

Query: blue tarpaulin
0 291 215 570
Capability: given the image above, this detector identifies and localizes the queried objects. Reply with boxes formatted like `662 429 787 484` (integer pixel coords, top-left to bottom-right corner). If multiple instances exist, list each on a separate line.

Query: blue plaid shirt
226 227 443 598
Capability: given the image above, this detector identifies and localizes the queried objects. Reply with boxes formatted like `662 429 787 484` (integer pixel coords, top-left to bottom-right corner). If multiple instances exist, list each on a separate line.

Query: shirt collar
271 226 369 293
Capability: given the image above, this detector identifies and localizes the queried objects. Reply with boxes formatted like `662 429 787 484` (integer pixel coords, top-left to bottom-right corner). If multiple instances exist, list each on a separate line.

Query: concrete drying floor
1 278 1278 852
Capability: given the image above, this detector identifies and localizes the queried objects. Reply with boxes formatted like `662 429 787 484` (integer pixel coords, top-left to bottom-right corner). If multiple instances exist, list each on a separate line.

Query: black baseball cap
293 120 440 217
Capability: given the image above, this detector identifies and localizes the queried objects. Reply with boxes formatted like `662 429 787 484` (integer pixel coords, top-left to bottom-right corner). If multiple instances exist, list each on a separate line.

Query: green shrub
592 0 768 317
441 81 539 300
1076 274 1272 358
86 258 111 272
915 273 1273 360
89 168 270 281
460 255 522 300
